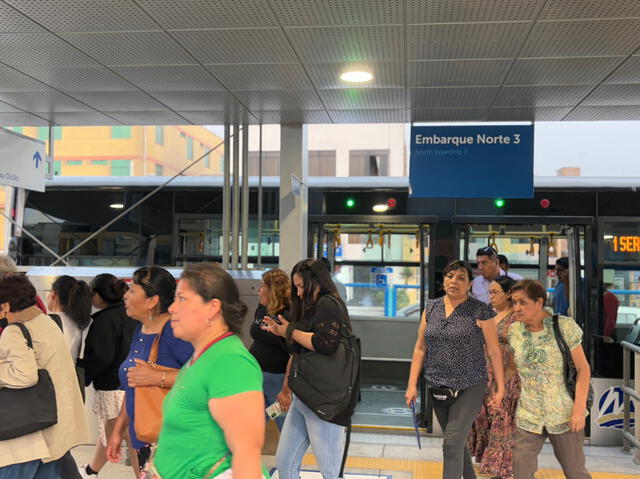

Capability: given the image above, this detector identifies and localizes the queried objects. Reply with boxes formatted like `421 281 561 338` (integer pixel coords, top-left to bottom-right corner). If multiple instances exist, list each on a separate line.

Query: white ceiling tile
270 0 403 26
521 19 640 57
45 111 118 126
408 23 530 60
320 88 404 109
410 87 498 108
328 109 407 123
0 101 21 113
581 84 640 106
411 108 488 122
493 86 594 107
5 0 157 32
151 91 239 111
234 90 324 111
410 60 512 87
107 110 189 125
0 91 92 112
0 33 97 67
254 110 331 124
139 0 278 29
0 112 49 126
207 64 313 91
68 91 167 111
18 66 136 91
307 62 404 89
564 106 640 121
176 110 251 126
171 29 296 64
60 31 194 66
287 26 403 63
486 107 572 121
506 57 624 86
408 0 544 24
604 57 640 84
112 66 223 91
0 67 51 91
539 0 640 20
0 2 46 33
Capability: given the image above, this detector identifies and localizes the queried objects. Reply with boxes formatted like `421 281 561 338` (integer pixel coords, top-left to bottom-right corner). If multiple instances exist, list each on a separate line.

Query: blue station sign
409 124 534 198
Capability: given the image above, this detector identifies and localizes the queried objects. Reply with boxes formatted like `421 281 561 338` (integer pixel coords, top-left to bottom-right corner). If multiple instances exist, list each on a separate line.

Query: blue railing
343 282 420 317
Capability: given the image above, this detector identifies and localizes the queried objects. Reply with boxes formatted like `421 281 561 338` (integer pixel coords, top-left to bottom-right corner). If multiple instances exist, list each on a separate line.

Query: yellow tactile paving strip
301 454 640 479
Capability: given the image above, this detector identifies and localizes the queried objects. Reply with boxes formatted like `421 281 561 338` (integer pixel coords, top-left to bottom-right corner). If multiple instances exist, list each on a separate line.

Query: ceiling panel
207 64 313 91
112 65 223 91
67 91 168 112
319 88 404 109
253 110 331 125
271 0 403 26
521 19 640 58
539 0 640 20
581 84 640 106
176 110 251 126
287 26 403 63
506 57 624 86
486 107 572 121
44 111 119 126
0 112 48 125
410 87 498 109
151 91 238 111
307 62 404 89
411 108 488 122
0 67 51 91
328 109 407 123
493 85 594 107
0 2 45 33
0 91 92 112
18 66 136 91
409 59 512 87
139 0 278 29
60 31 194 66
408 22 530 60
5 0 157 32
0 101 21 113
0 33 97 67
108 110 189 125
408 0 544 24
565 106 640 121
171 29 296 64
234 90 324 111
604 57 640 84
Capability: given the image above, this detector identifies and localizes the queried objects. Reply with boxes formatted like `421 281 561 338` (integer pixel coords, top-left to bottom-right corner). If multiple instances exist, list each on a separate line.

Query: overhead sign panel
0 128 47 192
409 125 534 198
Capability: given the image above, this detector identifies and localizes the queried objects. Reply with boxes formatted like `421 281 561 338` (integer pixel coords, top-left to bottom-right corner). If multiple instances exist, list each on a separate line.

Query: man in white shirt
498 254 524 281
472 247 522 303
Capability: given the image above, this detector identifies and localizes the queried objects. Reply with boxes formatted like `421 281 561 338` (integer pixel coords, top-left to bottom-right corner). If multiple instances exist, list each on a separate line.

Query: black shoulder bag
551 314 594 410
0 322 58 440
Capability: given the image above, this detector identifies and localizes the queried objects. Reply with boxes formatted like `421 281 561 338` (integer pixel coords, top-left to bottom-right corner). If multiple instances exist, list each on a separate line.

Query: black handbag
0 322 58 440
551 315 594 410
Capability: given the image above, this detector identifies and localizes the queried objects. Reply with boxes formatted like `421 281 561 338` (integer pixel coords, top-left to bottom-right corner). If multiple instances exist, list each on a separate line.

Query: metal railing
621 341 640 453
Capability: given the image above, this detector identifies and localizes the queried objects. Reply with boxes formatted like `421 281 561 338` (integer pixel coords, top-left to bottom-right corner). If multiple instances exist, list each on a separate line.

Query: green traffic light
345 198 356 209
494 198 505 208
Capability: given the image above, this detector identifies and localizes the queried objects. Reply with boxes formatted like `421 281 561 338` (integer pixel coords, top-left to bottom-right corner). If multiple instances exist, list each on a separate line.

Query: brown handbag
134 320 180 444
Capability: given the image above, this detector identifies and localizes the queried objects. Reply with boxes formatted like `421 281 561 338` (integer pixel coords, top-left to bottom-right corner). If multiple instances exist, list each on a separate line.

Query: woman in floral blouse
508 279 591 479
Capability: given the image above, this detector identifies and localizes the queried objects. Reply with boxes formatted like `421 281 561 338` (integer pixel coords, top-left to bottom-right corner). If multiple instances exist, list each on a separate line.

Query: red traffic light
540 198 551 209
387 198 397 208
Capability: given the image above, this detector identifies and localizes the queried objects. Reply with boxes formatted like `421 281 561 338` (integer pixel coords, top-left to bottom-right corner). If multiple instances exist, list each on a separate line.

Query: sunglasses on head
477 246 497 257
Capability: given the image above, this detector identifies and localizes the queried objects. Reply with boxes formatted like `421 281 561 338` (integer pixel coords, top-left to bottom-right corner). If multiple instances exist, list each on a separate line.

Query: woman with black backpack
263 258 358 479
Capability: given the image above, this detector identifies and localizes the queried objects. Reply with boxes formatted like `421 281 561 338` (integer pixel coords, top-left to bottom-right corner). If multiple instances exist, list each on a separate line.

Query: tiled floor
71 431 640 478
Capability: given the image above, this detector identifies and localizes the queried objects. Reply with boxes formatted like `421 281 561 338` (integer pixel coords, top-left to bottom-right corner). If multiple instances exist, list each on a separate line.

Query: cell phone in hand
269 314 283 325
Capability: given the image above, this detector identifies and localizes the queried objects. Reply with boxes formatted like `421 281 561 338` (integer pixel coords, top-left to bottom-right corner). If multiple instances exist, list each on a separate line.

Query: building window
92 160 108 165
204 154 211 169
53 160 61 176
67 160 82 165
111 159 131 176
349 149 389 176
155 164 163 176
248 151 279 176
179 131 186 138
186 137 194 160
37 127 48 140
11 127 23 134
155 126 164 145
53 127 62 140
111 126 131 139
309 150 336 176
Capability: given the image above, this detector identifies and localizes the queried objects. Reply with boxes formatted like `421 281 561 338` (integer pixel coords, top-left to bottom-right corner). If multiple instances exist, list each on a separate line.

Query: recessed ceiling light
373 204 389 213
110 203 124 209
340 70 373 83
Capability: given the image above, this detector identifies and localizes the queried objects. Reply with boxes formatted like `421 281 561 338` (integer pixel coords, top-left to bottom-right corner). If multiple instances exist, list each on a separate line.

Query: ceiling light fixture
340 70 373 83
373 204 389 213
110 203 124 209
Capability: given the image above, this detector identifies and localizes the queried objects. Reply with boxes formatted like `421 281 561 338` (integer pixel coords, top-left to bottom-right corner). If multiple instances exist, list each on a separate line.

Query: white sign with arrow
0 128 47 192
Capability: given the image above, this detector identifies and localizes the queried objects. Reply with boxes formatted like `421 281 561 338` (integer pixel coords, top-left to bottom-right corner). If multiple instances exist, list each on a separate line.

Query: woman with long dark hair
48 275 92 362
264 258 355 479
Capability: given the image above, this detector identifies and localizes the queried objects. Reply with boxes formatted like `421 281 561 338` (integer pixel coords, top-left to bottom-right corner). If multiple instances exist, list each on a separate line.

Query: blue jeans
0 459 60 479
276 394 345 479
263 371 286 430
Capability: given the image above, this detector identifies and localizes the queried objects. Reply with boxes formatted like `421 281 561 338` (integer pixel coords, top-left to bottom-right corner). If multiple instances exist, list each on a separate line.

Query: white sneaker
77 464 92 478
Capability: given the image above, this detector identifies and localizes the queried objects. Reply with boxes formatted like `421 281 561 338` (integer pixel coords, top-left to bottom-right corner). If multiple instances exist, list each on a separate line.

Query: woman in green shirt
508 280 591 479
146 263 267 479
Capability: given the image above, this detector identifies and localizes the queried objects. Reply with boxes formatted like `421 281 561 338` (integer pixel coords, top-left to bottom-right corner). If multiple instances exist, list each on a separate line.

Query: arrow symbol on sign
33 151 42 168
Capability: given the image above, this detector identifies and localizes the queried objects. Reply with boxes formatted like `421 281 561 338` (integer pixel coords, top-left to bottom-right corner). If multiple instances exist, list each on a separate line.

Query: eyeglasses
488 289 503 296
477 246 497 257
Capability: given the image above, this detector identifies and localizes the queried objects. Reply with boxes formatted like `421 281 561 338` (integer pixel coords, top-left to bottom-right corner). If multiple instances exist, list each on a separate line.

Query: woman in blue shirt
105 267 192 476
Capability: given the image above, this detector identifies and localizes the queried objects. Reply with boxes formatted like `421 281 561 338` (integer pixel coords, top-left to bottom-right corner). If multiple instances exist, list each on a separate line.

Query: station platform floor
71 431 640 478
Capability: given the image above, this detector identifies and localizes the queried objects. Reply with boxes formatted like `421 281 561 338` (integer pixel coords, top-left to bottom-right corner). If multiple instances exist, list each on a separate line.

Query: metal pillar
231 123 240 270
257 124 263 269
222 124 231 270
241 123 249 269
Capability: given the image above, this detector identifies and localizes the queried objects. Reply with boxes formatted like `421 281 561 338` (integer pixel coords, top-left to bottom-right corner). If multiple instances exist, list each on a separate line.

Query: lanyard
190 331 233 365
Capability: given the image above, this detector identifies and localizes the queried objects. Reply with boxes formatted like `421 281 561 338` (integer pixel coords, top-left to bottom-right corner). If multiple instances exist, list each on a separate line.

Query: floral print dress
468 310 521 479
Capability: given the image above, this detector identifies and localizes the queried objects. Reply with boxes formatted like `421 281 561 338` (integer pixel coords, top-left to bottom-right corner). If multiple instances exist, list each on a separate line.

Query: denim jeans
263 371 286 430
0 459 60 479
276 394 345 479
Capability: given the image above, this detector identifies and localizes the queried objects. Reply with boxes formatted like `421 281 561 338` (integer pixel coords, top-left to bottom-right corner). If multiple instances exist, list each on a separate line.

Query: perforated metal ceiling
0 0 640 125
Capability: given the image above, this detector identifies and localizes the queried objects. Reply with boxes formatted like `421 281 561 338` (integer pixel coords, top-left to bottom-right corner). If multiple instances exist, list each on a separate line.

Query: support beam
241 123 249 270
222 124 231 269
231 123 240 270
